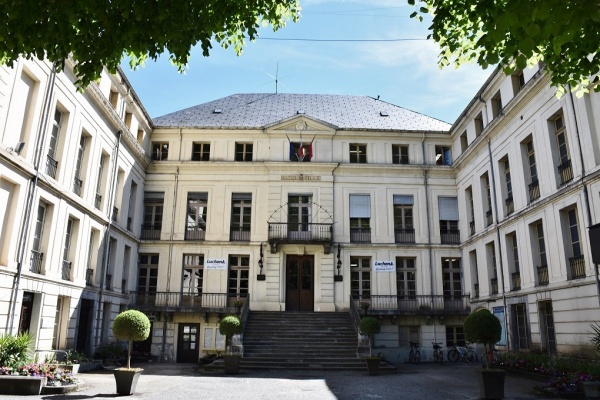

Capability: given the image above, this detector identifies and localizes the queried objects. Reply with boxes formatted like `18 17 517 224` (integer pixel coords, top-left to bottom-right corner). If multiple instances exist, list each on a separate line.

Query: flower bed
0 363 78 388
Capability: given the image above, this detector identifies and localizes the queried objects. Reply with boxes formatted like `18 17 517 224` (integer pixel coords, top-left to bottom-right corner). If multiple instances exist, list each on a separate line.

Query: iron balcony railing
86 268 94 286
105 274 112 290
185 226 206 241
61 260 71 280
505 196 514 215
122 279 127 294
30 250 43 274
569 256 585 279
268 222 333 243
95 193 102 209
486 210 493 227
140 224 161 240
350 227 371 243
528 180 540 202
350 294 471 315
558 159 573 186
491 278 499 295
469 221 475 236
511 272 521 291
46 155 58 178
230 227 251 242
440 229 460 244
127 217 132 231
73 177 83 196
394 228 415 243
112 207 119 223
473 283 479 299
537 264 549 286
129 292 249 311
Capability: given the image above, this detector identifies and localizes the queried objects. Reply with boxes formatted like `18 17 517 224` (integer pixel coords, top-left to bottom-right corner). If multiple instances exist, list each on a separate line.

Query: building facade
1 57 599 363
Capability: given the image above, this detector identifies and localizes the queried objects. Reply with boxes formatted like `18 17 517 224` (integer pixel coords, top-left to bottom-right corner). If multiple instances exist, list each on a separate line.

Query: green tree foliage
0 0 300 87
410 0 600 95
112 310 150 369
219 315 243 354
359 317 381 357
0 332 34 369
464 309 501 369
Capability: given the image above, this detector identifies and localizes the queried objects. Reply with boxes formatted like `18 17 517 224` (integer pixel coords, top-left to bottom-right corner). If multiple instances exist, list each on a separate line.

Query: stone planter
223 354 241 374
113 368 143 395
584 381 600 400
478 369 505 400
365 357 381 376
0 375 47 395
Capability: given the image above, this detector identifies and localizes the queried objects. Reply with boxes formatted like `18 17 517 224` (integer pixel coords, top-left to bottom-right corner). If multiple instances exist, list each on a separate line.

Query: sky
121 0 493 124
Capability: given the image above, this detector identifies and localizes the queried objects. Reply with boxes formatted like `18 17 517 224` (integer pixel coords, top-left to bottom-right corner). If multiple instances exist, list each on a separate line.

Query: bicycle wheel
414 350 420 365
447 349 459 362
466 349 478 363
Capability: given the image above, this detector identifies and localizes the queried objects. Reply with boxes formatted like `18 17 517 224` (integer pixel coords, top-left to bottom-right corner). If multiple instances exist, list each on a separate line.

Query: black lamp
334 244 343 281
257 243 266 281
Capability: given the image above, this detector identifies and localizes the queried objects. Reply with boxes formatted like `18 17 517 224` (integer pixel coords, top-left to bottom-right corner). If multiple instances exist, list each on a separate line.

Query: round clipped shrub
359 317 381 357
464 309 501 368
219 315 243 354
112 310 150 368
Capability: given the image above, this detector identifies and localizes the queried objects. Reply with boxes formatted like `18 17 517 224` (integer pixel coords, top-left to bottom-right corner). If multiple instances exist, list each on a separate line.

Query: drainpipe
166 166 179 292
421 134 436 342
94 130 122 349
567 86 599 304
487 139 510 350
7 62 58 333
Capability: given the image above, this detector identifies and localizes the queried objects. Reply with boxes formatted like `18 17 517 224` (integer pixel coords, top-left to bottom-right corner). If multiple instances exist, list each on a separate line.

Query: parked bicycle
408 341 421 365
447 344 477 363
431 342 444 364
481 345 499 367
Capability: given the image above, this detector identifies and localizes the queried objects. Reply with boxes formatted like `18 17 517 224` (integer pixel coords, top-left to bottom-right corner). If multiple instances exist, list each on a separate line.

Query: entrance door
18 292 35 334
76 299 94 354
177 323 200 363
286 255 314 312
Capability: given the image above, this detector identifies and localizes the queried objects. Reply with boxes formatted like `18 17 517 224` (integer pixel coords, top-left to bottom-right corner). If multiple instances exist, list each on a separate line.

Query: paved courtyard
9 362 552 399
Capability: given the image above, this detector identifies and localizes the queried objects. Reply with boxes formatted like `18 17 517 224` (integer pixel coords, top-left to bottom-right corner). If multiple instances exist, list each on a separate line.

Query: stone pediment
266 115 336 135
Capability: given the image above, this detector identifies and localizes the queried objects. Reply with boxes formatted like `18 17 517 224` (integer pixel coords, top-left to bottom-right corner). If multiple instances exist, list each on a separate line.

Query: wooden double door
285 255 314 312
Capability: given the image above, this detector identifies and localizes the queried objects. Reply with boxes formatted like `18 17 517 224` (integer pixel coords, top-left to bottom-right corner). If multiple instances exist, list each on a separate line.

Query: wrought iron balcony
394 228 415 244
351 294 471 315
86 268 94 286
127 217 132 231
112 207 119 223
486 210 493 227
268 222 333 242
350 227 371 243
129 291 249 313
46 155 58 179
511 272 521 291
558 159 573 186
140 224 161 240
95 193 102 209
490 278 498 295
505 196 514 215
528 180 540 202
473 283 479 299
185 226 206 241
230 227 251 242
61 260 71 280
30 250 43 274
122 279 127 294
569 256 585 279
440 229 460 244
537 264 549 286
469 221 475 236
105 274 112 290
73 177 83 196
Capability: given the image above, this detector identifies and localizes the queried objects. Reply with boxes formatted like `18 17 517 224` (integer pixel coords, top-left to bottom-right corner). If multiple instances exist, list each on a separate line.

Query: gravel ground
3 362 552 400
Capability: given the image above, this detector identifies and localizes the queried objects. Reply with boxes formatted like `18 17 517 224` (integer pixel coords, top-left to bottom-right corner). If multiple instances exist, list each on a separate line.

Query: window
230 193 252 241
95 153 107 209
512 70 525 94
552 113 573 185
350 256 371 299
398 326 420 348
137 254 158 298
46 109 63 178
109 90 119 109
466 186 475 236
532 220 548 286
186 192 208 241
85 229 97 286
487 241 498 294
182 254 204 305
442 258 462 300
524 138 540 202
481 173 493 226
228 255 249 296
349 144 367 163
52 296 69 350
192 142 210 161
289 142 313 162
235 143 253 162
73 135 86 196
151 142 169 161
350 194 371 243
438 197 459 244
508 233 520 290
474 112 484 136
30 202 47 273
122 246 131 294
446 326 465 347
124 111 133 129
511 303 530 350
393 195 414 243
141 192 164 239
459 131 468 153
501 157 514 215
491 91 502 118
288 195 311 239
469 250 479 298
563 207 584 279
435 146 451 165
62 218 74 280
396 258 416 299
392 145 409 164
126 181 137 231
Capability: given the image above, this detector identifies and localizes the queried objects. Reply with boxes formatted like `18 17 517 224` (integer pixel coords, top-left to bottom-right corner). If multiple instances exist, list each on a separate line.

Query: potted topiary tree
111 309 150 395
464 309 504 400
583 323 600 398
359 316 381 375
219 315 243 374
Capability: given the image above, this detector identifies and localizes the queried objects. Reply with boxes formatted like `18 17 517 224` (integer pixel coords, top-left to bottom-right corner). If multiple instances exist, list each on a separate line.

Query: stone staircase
206 311 396 372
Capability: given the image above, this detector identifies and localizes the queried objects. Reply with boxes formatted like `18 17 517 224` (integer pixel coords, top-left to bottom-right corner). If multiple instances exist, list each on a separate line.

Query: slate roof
153 93 451 132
